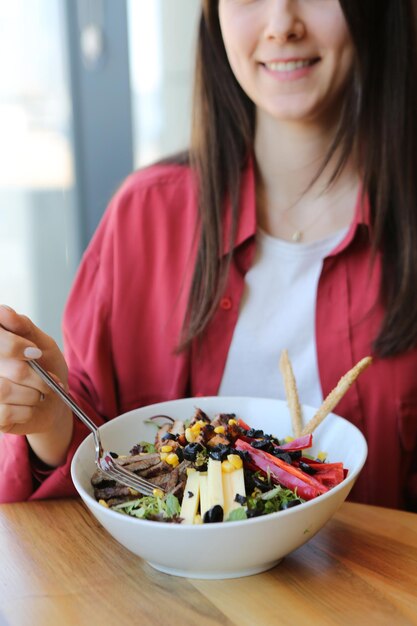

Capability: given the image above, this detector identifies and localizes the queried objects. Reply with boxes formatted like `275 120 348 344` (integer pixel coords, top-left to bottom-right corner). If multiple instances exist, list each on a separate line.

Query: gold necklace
280 180 359 243
255 173 358 243
282 205 331 243
291 229 302 243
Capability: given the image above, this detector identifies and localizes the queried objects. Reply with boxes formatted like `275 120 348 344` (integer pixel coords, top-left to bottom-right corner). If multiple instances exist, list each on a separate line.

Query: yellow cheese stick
222 467 246 519
180 469 200 524
207 458 224 510
199 473 209 519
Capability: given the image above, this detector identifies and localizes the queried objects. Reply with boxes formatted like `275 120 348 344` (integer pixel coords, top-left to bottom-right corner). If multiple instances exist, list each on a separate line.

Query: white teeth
265 59 311 72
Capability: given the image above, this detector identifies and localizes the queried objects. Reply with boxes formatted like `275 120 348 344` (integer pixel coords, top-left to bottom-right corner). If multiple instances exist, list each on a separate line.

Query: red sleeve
0 164 195 503
0 417 94 502
0 435 33 502
0 195 119 503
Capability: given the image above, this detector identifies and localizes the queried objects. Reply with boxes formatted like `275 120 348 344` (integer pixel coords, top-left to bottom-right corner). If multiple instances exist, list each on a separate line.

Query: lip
261 57 320 82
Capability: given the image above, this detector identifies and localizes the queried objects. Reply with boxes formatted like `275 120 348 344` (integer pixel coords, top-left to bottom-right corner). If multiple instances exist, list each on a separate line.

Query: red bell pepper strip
278 434 313 451
235 439 329 501
297 459 346 488
237 417 252 431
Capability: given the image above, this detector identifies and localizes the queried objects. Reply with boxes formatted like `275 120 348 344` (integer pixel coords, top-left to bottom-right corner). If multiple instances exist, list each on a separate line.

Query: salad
91 408 348 524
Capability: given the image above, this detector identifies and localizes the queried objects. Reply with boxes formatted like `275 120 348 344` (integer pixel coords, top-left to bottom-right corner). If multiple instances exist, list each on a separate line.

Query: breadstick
301 356 372 436
279 349 303 437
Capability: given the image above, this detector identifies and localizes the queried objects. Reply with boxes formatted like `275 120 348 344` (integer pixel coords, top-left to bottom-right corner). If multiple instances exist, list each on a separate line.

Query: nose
263 0 305 43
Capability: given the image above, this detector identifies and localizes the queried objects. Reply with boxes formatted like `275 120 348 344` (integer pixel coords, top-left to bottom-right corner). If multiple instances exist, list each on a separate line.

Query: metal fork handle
28 359 103 459
28 359 165 496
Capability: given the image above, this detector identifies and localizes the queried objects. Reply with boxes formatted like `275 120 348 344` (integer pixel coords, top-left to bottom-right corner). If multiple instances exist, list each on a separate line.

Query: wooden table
0 500 416 626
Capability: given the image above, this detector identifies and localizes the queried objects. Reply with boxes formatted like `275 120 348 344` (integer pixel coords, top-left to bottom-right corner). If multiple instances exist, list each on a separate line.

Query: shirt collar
327 186 371 257
221 158 371 258
222 158 257 257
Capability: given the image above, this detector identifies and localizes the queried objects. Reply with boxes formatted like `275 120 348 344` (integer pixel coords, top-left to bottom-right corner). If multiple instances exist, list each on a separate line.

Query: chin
260 95 332 127
265 108 319 125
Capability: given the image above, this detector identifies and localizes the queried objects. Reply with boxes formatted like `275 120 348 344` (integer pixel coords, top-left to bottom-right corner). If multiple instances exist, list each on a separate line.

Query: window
128 0 200 167
0 0 79 343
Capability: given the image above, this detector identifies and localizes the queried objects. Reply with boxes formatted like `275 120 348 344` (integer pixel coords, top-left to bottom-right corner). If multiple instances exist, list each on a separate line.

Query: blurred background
0 0 200 345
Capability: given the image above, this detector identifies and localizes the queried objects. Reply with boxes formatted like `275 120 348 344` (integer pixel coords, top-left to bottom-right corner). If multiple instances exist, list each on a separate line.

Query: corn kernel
153 488 164 498
160 452 168 460
166 453 179 467
185 427 196 443
214 425 225 434
161 445 173 453
228 418 237 425
317 451 328 462
191 423 202 435
98 499 109 508
227 453 243 470
128 487 140 496
221 460 234 473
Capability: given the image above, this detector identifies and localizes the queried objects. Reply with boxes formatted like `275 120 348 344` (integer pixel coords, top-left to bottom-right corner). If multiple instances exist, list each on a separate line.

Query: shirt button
220 297 232 311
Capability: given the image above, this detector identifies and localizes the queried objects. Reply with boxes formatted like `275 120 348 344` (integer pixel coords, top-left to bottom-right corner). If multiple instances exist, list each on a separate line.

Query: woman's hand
0 305 73 467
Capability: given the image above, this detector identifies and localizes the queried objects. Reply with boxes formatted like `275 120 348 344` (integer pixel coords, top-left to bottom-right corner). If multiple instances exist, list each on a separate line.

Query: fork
28 359 164 496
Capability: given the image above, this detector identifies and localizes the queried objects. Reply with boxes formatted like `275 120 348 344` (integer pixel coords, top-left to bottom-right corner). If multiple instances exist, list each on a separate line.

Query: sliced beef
94 484 132 500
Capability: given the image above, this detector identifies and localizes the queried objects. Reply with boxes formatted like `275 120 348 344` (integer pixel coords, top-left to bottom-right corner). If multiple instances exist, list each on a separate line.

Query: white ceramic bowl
71 396 367 579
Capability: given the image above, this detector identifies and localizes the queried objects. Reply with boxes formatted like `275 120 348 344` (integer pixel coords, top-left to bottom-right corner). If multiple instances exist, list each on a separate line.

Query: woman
0 0 416 509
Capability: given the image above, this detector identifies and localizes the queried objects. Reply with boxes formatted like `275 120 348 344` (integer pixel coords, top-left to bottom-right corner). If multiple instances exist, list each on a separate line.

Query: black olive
234 493 247 505
251 439 274 453
299 461 317 475
182 442 204 462
272 448 302 461
243 469 256 493
272 450 293 464
252 474 271 492
203 505 224 523
246 508 262 518
281 499 302 510
246 428 264 438
269 436 281 445
175 447 184 462
109 451 118 459
208 444 231 461
161 432 177 441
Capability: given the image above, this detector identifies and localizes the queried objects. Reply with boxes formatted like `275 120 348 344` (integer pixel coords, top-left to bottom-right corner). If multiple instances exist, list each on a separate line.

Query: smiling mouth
263 58 320 72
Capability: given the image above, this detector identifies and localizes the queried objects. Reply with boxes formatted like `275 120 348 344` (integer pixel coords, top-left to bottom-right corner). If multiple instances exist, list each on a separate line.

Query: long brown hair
180 0 417 357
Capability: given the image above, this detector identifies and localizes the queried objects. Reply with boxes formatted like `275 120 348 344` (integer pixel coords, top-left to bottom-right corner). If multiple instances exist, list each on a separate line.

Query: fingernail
24 347 43 359
0 304 15 312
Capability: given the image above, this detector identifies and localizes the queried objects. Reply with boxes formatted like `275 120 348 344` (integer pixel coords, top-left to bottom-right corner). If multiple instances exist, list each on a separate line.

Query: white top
218 228 348 406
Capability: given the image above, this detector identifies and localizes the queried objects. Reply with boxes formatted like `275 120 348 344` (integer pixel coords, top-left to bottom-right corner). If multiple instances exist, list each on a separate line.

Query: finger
0 377 47 407
0 403 55 436
0 359 50 396
0 403 33 431
0 325 42 360
0 305 49 358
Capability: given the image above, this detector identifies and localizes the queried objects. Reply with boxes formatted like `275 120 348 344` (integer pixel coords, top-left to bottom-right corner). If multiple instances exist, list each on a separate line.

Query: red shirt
0 161 416 510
